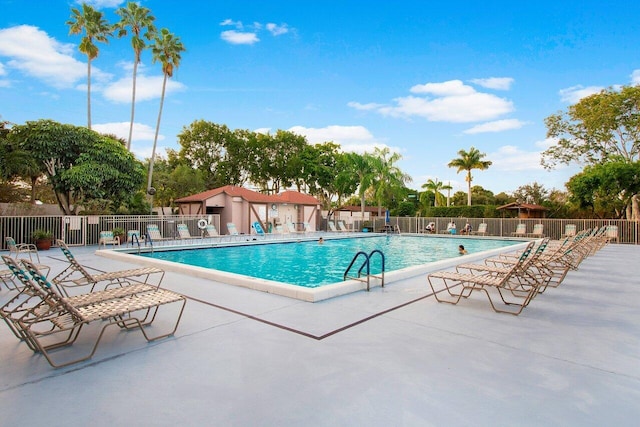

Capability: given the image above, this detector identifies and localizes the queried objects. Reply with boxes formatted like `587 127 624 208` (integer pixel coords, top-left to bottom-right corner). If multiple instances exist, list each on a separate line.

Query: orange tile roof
175 186 319 205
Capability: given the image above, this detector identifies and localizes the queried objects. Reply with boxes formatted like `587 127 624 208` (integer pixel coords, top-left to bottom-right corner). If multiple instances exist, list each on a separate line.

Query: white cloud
534 137 558 150
220 19 244 29
470 77 514 90
102 73 186 103
0 62 5 76
221 30 259 45
288 125 374 145
410 80 476 96
352 79 514 123
490 145 545 172
78 0 124 8
266 23 289 36
463 119 526 134
347 101 386 111
0 25 85 88
559 85 603 103
631 69 640 85
93 121 162 143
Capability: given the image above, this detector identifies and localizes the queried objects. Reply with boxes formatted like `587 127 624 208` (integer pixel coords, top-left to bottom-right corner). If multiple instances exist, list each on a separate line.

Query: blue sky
1 0 640 196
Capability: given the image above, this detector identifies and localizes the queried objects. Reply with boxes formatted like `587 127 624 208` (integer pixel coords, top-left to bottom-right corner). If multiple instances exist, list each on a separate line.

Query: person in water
458 244 468 255
318 237 324 244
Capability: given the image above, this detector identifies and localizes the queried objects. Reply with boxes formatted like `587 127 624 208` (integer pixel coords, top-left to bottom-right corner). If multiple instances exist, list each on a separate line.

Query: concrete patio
1 241 639 426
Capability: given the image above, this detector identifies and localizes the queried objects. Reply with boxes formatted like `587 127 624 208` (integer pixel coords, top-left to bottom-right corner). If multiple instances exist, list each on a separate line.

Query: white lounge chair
471 223 488 236
512 223 527 237
99 231 120 248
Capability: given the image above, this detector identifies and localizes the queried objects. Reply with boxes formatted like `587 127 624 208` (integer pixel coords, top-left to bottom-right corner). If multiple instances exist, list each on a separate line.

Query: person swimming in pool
318 237 324 244
458 245 468 255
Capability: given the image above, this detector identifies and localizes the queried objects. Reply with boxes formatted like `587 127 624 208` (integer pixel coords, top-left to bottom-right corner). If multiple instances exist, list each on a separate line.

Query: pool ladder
343 249 385 291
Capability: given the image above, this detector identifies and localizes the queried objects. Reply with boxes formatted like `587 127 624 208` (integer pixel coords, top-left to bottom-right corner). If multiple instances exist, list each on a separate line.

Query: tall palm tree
115 2 157 151
147 28 185 195
447 146 492 206
67 3 112 129
421 178 452 207
371 147 412 215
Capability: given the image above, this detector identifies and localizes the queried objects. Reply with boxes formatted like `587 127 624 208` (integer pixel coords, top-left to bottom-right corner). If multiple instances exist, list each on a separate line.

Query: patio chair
511 223 527 237
52 240 165 297
337 221 351 232
5 236 40 262
203 224 222 241
18 259 186 369
470 223 488 236
127 230 144 246
1 266 19 291
286 222 302 234
562 224 577 238
605 225 618 243
226 222 243 241
328 222 339 233
176 223 195 242
99 231 120 248
427 241 538 315
145 224 171 244
252 221 267 238
529 224 544 238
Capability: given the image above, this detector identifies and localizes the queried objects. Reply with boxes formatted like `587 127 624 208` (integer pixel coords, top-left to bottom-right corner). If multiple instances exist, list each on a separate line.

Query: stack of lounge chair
427 226 610 315
0 241 186 369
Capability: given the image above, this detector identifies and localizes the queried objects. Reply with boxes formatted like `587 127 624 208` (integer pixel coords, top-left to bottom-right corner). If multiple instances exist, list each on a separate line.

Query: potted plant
32 229 53 250
112 227 126 244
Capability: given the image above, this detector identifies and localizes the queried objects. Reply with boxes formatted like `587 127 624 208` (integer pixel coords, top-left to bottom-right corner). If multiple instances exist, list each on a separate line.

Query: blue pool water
138 235 519 288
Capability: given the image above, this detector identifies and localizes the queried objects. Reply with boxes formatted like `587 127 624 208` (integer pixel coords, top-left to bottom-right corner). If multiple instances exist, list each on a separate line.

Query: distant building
496 202 548 219
174 185 321 235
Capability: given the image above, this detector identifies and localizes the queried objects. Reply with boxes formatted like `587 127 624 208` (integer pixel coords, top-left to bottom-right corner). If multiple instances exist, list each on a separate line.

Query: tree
67 3 112 129
543 85 640 219
371 147 412 216
115 2 157 151
346 152 376 219
8 120 145 215
421 178 452 207
566 161 640 218
147 28 185 196
512 182 549 205
447 146 492 206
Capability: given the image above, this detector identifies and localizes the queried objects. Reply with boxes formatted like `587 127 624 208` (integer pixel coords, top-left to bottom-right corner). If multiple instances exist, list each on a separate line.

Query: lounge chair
252 221 267 238
52 240 165 297
605 225 618 243
337 221 351 232
562 224 577 238
127 230 144 246
328 222 339 233
471 223 488 236
226 222 242 241
0 266 19 291
176 223 195 242
17 259 186 369
529 224 544 238
99 231 120 248
428 241 538 315
204 224 222 241
286 222 302 234
5 236 40 262
511 223 527 237
146 224 170 244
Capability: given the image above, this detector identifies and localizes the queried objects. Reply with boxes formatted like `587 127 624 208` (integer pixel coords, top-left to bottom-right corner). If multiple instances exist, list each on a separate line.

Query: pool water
138 235 519 288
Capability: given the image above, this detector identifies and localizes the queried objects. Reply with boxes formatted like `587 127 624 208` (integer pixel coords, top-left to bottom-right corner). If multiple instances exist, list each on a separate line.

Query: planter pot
35 239 52 250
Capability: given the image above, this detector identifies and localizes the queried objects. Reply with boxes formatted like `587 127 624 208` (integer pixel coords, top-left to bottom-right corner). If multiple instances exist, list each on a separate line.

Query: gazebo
496 202 548 219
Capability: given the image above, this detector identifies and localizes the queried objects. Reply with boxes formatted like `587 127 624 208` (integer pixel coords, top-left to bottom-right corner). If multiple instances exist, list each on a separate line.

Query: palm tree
371 147 412 215
147 28 185 196
67 3 112 129
115 2 157 151
447 147 492 206
421 178 452 207
349 152 377 220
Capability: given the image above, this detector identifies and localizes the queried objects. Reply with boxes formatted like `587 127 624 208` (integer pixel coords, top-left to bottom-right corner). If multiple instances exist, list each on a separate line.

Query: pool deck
1 240 639 426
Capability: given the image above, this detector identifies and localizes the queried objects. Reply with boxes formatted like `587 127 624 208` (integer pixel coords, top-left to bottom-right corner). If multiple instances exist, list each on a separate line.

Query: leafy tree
115 2 157 150
346 151 376 219
566 161 640 218
512 182 549 205
448 147 492 206
543 85 640 218
421 178 451 207
494 191 513 206
469 185 495 205
67 3 112 129
8 120 145 214
148 28 185 194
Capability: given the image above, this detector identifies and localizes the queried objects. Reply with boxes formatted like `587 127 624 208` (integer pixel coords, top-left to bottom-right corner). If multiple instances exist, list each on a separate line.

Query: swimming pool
98 234 527 302
137 235 518 288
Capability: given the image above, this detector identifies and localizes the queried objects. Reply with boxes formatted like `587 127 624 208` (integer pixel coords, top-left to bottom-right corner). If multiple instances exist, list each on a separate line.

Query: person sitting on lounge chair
425 222 435 233
447 221 456 235
461 222 472 234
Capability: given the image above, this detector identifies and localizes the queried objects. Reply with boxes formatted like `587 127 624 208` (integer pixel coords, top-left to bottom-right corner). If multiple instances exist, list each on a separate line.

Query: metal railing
2 214 639 248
